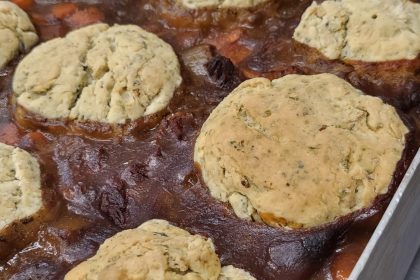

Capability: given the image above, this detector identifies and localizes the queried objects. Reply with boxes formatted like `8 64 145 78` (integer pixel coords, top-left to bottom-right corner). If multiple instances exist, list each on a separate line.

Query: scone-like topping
293 0 420 62
65 219 221 280
0 1 38 68
179 0 268 9
0 143 42 230
219 265 256 280
65 219 255 280
194 74 408 228
13 23 181 124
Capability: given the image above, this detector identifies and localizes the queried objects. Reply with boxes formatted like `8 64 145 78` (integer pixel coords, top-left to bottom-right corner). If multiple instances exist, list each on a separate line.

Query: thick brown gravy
0 1 419 279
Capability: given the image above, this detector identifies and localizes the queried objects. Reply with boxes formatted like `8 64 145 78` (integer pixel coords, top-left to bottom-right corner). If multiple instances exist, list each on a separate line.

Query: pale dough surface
293 0 420 62
179 0 268 9
0 143 42 230
13 23 181 124
65 219 221 280
194 74 408 228
219 265 256 280
0 1 38 68
65 219 254 280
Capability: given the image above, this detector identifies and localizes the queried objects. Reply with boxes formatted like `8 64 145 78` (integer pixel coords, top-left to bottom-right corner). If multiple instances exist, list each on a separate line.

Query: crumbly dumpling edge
0 142 42 231
0 1 38 69
293 0 420 61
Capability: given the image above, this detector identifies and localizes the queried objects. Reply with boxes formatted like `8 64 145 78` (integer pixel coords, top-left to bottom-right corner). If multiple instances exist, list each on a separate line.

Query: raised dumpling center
64 219 256 280
13 23 182 124
194 73 408 228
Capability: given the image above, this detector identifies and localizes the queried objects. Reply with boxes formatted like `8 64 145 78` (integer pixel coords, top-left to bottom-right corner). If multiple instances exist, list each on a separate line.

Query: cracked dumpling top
178 0 269 9
13 23 181 124
64 219 256 280
0 1 38 69
0 142 42 231
293 0 420 62
194 74 408 229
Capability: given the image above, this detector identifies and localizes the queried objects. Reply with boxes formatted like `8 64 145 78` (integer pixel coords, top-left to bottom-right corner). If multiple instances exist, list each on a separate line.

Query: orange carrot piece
218 44 251 65
207 29 242 49
65 7 104 28
52 3 78 20
28 131 48 147
30 13 49 26
11 0 33 10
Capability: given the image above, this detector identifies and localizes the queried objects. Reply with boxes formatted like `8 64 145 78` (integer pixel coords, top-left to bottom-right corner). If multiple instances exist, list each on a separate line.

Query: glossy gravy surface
0 1 419 279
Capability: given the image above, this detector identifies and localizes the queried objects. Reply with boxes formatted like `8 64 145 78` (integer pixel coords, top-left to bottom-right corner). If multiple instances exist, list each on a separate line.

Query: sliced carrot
52 3 78 20
221 29 242 44
206 29 242 49
65 7 104 28
218 43 251 65
204 29 252 64
11 0 33 10
30 13 49 26
27 131 48 147
241 68 261 79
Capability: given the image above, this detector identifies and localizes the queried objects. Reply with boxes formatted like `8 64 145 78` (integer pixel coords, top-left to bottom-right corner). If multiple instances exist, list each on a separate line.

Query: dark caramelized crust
12 100 168 139
0 1 419 279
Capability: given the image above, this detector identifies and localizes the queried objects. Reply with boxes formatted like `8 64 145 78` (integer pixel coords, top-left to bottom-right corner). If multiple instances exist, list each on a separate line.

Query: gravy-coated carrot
52 3 77 20
65 7 104 28
11 0 33 10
